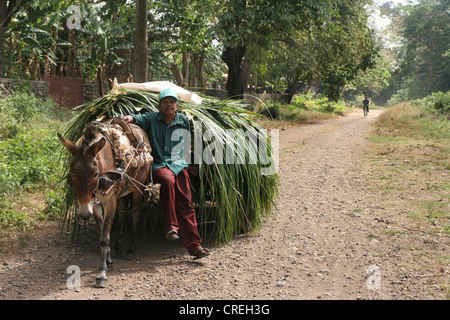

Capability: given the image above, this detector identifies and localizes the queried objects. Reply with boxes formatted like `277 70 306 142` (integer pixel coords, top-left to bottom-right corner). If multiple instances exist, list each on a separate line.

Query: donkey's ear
88 137 106 156
57 133 78 155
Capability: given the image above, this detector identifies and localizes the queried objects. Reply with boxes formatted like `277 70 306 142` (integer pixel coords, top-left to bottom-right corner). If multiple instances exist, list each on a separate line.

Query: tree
392 0 450 99
0 0 32 77
318 0 377 101
345 49 392 104
216 0 333 98
0 0 136 82
0 0 392 104
145 0 219 87
251 0 377 102
0 0 81 79
133 0 148 82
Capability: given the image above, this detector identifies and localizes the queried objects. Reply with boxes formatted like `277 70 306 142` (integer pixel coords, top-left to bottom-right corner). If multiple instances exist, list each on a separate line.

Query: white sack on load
111 78 203 104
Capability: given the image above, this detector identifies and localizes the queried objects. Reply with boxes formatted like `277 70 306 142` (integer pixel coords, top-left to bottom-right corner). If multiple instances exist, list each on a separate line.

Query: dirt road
0 109 446 300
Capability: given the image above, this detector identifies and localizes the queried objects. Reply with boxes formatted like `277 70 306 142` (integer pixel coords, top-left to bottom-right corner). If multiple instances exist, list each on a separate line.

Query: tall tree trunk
0 0 9 77
285 68 303 103
133 0 148 83
0 25 6 78
221 44 246 98
66 28 80 77
241 50 251 93
0 0 31 77
169 57 183 86
182 52 189 87
285 83 303 104
194 53 205 87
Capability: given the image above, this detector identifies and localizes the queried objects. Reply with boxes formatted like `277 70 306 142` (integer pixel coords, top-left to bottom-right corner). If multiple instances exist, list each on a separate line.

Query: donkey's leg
95 200 116 288
93 204 104 235
114 213 124 255
94 203 114 265
114 197 129 255
126 192 142 255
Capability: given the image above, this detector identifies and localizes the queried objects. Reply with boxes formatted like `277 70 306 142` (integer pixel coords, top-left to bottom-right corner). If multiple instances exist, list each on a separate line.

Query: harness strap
117 183 132 198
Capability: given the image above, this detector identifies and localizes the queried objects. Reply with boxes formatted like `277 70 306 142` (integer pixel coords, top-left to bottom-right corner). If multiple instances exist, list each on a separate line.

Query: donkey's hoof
95 278 108 288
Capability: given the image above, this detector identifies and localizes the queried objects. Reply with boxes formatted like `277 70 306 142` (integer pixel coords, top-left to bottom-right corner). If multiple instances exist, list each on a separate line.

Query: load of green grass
60 88 278 244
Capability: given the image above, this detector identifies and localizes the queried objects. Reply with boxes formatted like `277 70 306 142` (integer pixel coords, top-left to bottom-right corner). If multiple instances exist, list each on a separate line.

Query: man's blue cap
159 88 178 102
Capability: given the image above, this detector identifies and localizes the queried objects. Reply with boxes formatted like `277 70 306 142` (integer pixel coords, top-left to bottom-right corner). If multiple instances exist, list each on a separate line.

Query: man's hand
121 115 133 123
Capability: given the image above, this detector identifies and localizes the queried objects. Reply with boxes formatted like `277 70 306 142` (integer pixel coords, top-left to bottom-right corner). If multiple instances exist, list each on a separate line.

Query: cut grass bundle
60 88 278 244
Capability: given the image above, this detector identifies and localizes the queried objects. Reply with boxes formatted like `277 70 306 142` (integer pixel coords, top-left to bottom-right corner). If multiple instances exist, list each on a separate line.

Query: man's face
159 97 178 119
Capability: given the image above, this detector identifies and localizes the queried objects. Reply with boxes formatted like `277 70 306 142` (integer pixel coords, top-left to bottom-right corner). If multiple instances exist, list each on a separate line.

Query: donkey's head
58 125 106 220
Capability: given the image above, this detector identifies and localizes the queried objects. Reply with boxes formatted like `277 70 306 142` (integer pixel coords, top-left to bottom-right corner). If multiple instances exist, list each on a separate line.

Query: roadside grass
375 101 449 140
367 110 449 234
363 101 449 298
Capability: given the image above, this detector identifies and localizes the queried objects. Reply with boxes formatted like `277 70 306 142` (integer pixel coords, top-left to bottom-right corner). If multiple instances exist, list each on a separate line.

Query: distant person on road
362 96 370 118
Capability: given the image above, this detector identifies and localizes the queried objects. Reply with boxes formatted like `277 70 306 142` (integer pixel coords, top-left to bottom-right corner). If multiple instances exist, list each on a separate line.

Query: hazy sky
368 0 417 30
367 0 419 48
372 0 417 5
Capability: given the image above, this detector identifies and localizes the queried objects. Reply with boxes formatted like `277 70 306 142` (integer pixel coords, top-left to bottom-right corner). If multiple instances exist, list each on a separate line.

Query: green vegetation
411 91 450 116
1 0 447 103
379 0 449 104
290 94 346 115
257 93 348 124
376 92 450 141
0 0 380 102
0 87 67 234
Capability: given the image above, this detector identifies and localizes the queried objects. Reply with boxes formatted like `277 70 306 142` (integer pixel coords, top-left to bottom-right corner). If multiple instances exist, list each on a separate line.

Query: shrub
0 90 66 232
433 91 450 114
291 93 345 114
0 204 32 231
0 85 61 123
0 130 63 193
412 91 450 115
377 102 449 140
291 93 327 110
0 99 21 139
0 128 64 231
261 95 345 124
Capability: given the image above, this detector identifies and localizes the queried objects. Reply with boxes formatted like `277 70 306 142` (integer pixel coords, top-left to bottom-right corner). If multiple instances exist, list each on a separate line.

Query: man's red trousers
153 167 202 255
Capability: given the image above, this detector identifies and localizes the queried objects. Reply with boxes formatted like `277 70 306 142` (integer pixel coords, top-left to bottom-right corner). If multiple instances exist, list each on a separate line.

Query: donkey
58 123 155 288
